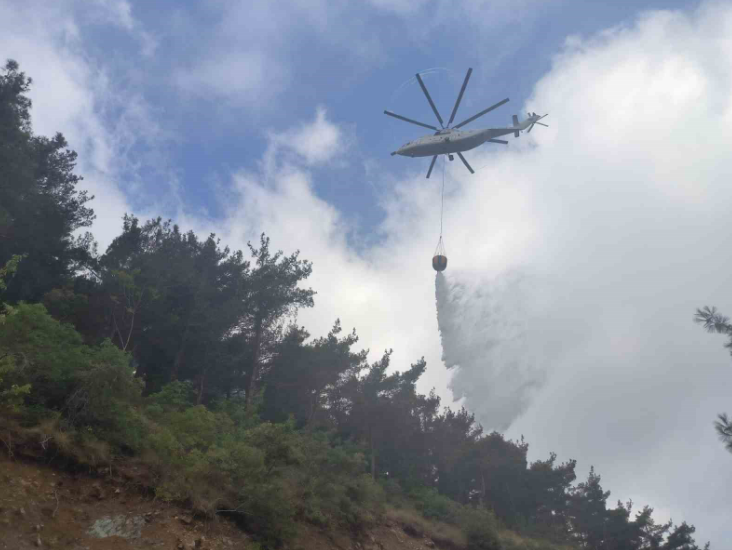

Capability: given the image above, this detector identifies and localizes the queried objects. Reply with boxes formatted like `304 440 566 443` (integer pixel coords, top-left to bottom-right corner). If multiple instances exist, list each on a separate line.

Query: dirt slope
0 457 443 550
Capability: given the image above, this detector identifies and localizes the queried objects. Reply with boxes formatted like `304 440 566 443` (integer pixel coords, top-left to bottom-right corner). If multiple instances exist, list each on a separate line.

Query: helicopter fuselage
383 67 547 177
392 127 515 158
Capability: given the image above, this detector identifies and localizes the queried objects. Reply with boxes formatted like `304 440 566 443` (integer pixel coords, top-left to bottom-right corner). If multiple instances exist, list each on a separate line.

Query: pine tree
0 60 95 303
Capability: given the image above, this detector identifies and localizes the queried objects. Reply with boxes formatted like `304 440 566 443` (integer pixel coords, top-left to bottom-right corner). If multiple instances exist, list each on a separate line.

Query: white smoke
435 269 554 431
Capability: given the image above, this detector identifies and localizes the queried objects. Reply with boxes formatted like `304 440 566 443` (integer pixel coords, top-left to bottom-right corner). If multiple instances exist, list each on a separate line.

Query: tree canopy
694 306 732 453
0 59 712 550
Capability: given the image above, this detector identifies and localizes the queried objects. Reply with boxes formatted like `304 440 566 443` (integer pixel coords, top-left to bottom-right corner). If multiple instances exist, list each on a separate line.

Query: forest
0 59 717 549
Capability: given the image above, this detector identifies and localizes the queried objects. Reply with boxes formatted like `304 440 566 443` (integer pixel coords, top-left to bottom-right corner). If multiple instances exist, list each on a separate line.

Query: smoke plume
435 269 549 431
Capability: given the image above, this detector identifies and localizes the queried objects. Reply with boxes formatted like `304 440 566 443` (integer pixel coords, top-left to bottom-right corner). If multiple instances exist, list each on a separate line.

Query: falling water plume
435 270 548 431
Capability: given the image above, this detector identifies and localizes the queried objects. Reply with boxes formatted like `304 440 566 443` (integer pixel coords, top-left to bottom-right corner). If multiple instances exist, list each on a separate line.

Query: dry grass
0 416 112 469
386 507 467 549
498 529 577 550
385 507 578 550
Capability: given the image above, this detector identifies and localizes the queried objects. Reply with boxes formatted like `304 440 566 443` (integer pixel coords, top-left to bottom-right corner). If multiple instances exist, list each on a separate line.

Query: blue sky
50 0 700 232
2 0 732 546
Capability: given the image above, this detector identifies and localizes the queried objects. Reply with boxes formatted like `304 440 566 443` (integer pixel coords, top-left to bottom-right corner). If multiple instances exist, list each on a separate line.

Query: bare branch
52 489 60 518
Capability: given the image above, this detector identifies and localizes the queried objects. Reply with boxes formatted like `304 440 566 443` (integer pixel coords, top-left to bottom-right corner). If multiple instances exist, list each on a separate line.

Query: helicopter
385 68 548 178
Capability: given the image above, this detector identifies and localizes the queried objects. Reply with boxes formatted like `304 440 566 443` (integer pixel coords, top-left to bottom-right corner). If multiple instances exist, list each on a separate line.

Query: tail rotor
526 112 549 133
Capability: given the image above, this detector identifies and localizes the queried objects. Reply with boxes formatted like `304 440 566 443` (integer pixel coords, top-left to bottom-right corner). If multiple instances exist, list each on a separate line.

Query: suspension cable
440 155 445 237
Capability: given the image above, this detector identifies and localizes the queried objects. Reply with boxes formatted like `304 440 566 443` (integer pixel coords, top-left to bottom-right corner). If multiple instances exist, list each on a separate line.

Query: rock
195 536 206 548
402 522 424 538
17 507 26 517
87 515 145 539
425 540 436 548
91 483 105 501
34 534 42 547
114 488 121 494
176 538 185 550
72 508 90 521
179 515 193 525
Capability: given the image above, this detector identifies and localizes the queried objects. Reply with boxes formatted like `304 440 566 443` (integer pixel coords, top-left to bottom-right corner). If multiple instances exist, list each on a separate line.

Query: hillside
0 59 710 550
0 456 570 550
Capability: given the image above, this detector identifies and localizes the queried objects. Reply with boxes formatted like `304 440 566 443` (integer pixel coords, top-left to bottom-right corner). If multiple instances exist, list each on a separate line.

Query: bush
0 303 92 411
65 340 143 437
0 353 30 413
408 486 462 524
0 303 508 549
386 507 468 549
460 507 502 550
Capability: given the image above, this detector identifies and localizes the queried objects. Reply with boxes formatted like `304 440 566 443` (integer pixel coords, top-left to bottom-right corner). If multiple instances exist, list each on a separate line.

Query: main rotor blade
416 73 444 128
384 110 438 131
448 68 472 127
527 123 535 133
535 122 549 127
453 98 509 129
457 152 474 174
487 139 508 144
426 155 438 179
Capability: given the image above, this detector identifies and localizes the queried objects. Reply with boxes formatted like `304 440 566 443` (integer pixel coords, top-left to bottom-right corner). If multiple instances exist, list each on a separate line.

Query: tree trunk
481 468 486 507
306 386 324 427
172 322 193 382
370 427 376 481
197 369 206 405
245 316 263 411
172 347 185 382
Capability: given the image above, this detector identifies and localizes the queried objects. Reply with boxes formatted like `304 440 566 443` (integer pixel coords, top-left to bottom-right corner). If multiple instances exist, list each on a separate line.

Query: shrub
408 486 462 524
386 507 468 549
65 340 143 440
0 353 30 413
460 507 502 550
0 303 92 411
146 381 196 413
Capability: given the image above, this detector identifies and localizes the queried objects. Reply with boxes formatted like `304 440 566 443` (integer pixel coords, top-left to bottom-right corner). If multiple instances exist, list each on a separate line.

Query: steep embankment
0 457 443 550
0 457 570 550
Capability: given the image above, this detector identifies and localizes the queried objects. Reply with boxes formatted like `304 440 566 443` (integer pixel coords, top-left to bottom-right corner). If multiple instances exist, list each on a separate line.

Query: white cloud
367 0 430 16
3 0 732 545
270 106 350 166
85 0 158 56
169 0 552 112
191 3 732 545
89 0 135 30
169 1 368 110
175 49 287 106
0 0 166 250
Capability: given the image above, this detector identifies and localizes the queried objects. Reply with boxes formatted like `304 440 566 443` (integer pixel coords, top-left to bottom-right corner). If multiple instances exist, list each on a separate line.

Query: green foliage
408 486 461 524
0 302 93 410
460 507 502 550
695 306 732 457
65 339 143 446
0 60 95 304
0 354 30 413
714 413 732 453
0 254 24 293
0 60 710 549
146 381 196 414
